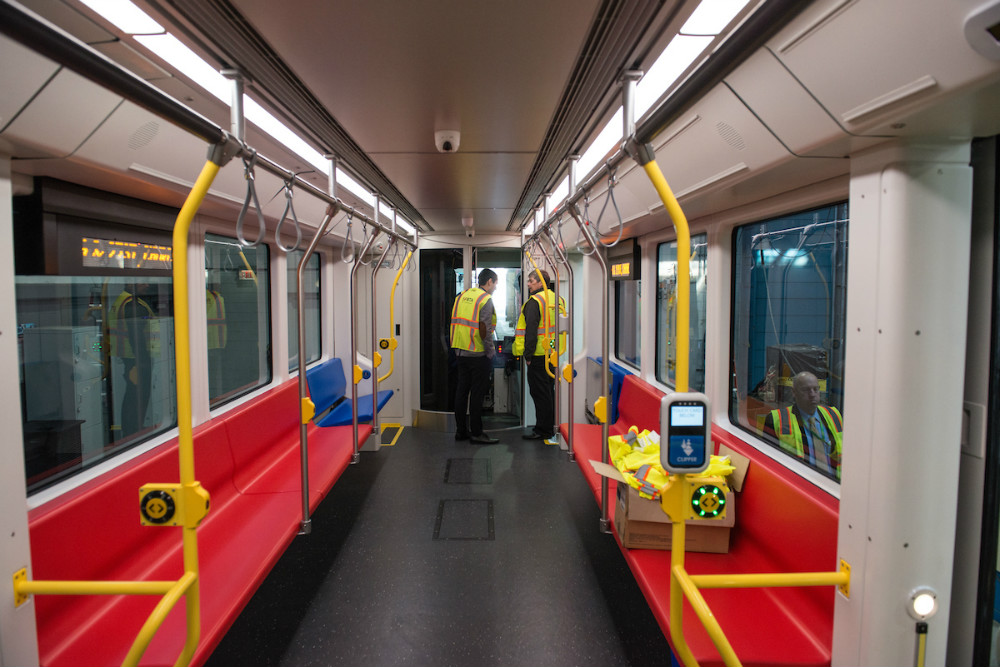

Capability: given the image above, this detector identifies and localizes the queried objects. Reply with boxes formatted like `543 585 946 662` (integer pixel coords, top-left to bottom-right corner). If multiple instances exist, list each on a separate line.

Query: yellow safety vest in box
512 289 566 356
108 291 159 358
206 289 227 350
450 287 495 352
768 405 843 473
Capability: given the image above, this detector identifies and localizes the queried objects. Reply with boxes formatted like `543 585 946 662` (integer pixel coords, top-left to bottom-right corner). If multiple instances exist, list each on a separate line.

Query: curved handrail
378 250 412 383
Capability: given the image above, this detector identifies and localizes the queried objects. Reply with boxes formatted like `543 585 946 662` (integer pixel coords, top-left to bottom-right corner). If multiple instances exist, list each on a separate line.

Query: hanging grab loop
237 151 267 248
576 194 597 256
341 208 356 264
275 175 303 252
595 167 624 248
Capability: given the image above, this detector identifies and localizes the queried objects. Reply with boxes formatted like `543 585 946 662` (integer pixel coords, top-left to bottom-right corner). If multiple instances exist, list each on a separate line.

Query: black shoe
470 433 499 444
522 431 545 440
455 432 470 441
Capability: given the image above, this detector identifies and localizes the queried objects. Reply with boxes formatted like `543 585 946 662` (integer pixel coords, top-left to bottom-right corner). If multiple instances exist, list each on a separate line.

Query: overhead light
78 0 164 35
636 35 713 118
680 0 753 36
134 33 228 101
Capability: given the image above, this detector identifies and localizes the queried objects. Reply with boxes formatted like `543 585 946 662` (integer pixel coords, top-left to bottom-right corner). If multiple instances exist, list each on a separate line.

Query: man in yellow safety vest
761 371 843 479
513 269 564 440
450 268 499 444
108 283 159 439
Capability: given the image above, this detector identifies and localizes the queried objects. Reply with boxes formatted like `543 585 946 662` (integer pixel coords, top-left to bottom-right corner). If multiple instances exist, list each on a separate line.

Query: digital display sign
611 260 633 279
81 237 172 271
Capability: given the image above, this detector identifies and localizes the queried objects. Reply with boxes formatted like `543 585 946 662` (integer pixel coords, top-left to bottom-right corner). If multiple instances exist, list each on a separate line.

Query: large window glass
615 280 641 369
730 202 849 481
287 250 321 371
656 234 708 391
17 275 176 493
205 234 272 407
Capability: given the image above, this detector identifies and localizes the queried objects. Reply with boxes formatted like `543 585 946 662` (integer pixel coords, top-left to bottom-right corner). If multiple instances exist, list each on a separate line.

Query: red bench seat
28 377 370 667
562 374 839 667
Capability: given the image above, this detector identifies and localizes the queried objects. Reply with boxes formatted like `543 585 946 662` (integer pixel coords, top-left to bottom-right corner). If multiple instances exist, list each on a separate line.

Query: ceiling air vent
128 120 159 151
716 121 746 151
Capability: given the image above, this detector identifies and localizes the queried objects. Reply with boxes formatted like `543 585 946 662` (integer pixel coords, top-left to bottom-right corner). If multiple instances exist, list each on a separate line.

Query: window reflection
729 203 848 481
204 234 272 407
287 250 321 371
17 276 175 492
656 234 707 391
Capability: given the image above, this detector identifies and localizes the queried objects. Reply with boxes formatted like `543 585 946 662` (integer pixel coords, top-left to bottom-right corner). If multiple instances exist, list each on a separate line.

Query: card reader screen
671 404 704 427
667 402 707 469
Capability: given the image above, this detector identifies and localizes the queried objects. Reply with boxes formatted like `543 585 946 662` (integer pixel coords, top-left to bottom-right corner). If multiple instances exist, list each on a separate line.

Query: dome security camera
435 130 460 153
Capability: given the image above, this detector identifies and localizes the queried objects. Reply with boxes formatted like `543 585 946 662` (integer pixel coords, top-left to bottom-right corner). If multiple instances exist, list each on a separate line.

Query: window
730 203 849 481
287 250 321 371
656 233 707 391
17 275 176 492
205 234 271 407
615 279 641 369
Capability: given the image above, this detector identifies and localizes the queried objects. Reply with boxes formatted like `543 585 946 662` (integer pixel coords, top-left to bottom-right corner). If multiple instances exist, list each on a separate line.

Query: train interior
2 0 1000 665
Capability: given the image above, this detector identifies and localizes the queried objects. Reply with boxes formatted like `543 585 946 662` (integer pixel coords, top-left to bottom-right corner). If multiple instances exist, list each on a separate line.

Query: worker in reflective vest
762 371 843 479
108 284 159 438
513 269 565 441
450 269 499 444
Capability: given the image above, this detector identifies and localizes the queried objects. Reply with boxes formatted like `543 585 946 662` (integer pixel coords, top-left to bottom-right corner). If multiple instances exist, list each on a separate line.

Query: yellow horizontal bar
673 565 742 667
17 579 177 596
689 571 850 590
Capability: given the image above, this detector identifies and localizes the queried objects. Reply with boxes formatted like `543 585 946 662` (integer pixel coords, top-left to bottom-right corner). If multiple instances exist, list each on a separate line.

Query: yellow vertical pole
171 158 221 666
642 160 689 393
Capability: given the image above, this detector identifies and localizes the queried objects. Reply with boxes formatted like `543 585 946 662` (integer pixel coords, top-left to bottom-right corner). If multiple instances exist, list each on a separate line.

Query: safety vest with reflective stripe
512 289 566 356
450 287 495 352
108 291 159 358
206 289 227 350
769 405 843 474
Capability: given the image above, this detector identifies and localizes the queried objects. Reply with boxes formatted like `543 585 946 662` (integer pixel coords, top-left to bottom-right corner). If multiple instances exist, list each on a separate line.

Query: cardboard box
613 482 735 552
590 448 749 553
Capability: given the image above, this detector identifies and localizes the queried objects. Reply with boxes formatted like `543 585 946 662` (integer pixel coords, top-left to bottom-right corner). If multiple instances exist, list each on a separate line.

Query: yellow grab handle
562 363 573 384
301 397 315 423
594 396 608 424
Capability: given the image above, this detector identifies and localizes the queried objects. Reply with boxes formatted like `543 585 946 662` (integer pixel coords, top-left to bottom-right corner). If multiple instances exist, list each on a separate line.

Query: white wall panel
2 68 120 158
0 36 59 132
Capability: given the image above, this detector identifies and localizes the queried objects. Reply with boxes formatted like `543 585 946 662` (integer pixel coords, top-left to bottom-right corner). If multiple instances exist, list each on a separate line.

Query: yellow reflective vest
513 289 566 356
450 287 495 352
108 291 159 358
768 405 843 476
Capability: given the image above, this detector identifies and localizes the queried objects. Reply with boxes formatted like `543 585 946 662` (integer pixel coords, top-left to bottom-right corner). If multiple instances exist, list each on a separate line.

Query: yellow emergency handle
378 250 411 384
594 396 608 424
562 362 573 384
353 365 363 384
300 396 315 423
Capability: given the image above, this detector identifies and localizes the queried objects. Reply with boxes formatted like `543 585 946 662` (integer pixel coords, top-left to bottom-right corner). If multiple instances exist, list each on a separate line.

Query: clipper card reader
661 392 711 474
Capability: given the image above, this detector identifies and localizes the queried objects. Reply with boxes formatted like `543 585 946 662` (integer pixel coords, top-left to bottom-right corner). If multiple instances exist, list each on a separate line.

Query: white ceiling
226 0 600 234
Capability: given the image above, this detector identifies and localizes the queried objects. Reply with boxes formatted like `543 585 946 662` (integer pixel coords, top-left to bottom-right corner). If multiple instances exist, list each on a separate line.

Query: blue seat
306 357 393 427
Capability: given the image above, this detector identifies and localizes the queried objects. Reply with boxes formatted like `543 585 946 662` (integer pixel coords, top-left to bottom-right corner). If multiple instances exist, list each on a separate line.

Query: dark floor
204 425 674 667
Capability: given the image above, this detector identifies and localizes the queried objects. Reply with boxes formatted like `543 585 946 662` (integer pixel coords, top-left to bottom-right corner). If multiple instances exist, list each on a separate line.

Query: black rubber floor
204 427 673 667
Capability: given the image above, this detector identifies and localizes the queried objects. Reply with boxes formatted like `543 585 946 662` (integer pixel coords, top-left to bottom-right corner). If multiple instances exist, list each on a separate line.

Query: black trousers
526 355 555 437
455 355 491 436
